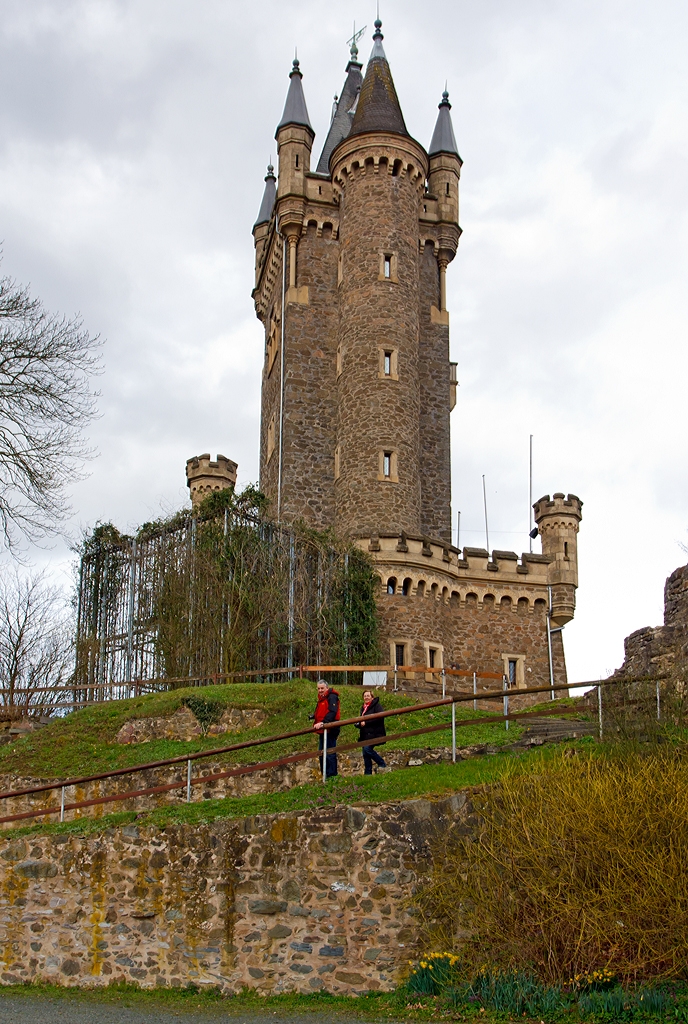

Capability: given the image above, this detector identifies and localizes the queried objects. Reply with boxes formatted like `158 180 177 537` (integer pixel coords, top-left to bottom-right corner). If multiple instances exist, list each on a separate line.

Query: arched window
416 580 426 597
483 594 495 609
517 597 529 614
387 577 397 596
465 592 478 608
500 596 512 610
402 577 412 596
534 598 547 614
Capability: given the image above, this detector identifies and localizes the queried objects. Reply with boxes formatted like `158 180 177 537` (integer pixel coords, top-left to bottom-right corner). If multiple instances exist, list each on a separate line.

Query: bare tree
0 567 72 714
0 267 100 548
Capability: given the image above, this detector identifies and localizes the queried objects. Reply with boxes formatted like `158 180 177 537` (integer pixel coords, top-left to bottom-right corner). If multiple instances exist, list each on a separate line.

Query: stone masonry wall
418 242 451 544
617 563 688 679
0 747 475 830
335 147 423 538
378 591 568 694
0 794 472 994
259 222 340 525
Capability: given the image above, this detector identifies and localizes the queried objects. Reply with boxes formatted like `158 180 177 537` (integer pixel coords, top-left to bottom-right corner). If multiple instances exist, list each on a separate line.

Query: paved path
0 994 394 1024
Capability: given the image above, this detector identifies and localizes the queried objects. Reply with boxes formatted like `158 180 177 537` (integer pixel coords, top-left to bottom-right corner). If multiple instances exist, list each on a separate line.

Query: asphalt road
0 994 396 1024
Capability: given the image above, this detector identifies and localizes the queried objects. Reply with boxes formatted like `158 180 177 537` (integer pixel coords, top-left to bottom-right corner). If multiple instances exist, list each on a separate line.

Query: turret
330 20 427 538
252 163 276 288
275 58 314 293
533 493 583 625
186 454 238 507
427 90 462 314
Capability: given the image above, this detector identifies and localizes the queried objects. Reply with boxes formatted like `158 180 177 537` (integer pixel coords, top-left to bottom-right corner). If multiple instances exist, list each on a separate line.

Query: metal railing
0 677 602 826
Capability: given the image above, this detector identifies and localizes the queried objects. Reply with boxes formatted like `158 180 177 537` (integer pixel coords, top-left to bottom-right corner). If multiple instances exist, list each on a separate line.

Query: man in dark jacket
313 679 340 779
358 689 387 775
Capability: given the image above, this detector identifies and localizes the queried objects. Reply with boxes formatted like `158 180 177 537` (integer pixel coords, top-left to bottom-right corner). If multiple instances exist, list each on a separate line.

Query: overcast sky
1 0 687 684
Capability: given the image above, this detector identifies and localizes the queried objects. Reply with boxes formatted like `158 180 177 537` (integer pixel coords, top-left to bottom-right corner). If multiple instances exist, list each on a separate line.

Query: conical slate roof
316 58 364 174
276 58 313 135
253 164 276 228
429 90 460 157
349 21 408 138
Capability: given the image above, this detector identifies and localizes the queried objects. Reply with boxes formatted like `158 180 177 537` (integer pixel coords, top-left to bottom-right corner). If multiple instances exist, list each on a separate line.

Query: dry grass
415 744 688 984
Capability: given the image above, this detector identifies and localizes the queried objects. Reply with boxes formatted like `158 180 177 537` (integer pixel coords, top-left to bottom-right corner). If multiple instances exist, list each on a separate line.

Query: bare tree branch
0 266 101 548
0 567 72 714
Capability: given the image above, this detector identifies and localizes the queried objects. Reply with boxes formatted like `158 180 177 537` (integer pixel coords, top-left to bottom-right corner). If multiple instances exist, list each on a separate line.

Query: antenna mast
529 434 533 553
482 475 490 557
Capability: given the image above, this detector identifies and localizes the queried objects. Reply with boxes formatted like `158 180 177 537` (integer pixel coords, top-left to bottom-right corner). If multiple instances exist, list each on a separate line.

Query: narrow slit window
295 153 299 168
429 648 436 669
508 659 517 687
564 541 569 557
446 181 450 196
395 643 405 667
384 255 391 279
383 351 392 376
383 452 392 478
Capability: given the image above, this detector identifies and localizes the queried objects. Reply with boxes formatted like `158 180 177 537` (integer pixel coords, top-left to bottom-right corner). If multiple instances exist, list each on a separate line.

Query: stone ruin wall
0 794 472 995
617 563 688 678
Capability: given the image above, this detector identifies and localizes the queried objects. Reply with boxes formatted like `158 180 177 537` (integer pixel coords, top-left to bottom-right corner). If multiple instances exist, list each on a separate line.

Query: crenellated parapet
186 454 237 507
533 492 583 625
354 531 552 611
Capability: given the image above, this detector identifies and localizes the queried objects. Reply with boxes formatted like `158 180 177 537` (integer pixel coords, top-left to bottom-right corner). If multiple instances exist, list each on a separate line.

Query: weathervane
347 22 366 60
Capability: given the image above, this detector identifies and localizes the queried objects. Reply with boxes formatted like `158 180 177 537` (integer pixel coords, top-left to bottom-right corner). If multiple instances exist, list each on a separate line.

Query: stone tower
252 24 582 695
253 21 459 541
186 454 237 507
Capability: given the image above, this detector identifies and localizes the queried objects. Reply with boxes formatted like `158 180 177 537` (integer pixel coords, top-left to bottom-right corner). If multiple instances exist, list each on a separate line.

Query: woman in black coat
358 690 387 775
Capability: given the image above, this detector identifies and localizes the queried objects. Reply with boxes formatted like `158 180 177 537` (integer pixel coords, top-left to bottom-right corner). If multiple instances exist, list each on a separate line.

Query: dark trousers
362 745 386 775
318 727 339 779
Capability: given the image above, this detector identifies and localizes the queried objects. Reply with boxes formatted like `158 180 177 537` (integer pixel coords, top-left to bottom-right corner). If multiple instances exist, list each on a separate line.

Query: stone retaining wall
0 794 473 994
0 745 482 828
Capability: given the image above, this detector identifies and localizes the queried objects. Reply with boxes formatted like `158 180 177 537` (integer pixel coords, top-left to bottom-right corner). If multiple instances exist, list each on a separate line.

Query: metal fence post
503 676 509 731
60 786 65 823
597 683 603 739
322 728 328 784
441 667 446 699
186 759 192 803
451 702 456 763
473 671 477 711
656 679 661 721
394 662 398 693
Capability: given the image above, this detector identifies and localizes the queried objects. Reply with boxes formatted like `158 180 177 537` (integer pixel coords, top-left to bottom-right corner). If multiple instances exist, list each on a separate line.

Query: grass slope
3 743 596 840
0 681 533 781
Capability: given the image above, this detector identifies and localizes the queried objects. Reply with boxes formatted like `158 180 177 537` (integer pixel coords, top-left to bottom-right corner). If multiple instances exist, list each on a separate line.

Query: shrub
414 745 688 983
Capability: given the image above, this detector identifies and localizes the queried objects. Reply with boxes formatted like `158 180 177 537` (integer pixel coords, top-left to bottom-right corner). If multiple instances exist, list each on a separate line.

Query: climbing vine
74 485 380 689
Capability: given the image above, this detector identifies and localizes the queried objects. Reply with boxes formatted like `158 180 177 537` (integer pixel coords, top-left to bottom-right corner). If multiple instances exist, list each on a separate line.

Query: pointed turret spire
429 89 460 157
276 56 313 136
349 19 408 138
316 41 364 174
253 163 276 228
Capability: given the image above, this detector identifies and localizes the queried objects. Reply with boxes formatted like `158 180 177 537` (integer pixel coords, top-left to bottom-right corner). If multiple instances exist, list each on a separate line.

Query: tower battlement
533 493 583 625
186 454 237 507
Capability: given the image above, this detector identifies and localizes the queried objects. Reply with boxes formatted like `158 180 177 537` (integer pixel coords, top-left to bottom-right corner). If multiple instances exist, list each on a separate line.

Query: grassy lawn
0 977 681 1022
0 980 470 1020
0 680 542 781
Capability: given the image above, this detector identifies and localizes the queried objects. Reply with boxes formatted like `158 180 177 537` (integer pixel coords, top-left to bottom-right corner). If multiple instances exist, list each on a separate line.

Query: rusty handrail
0 675 610 807
0 703 589 826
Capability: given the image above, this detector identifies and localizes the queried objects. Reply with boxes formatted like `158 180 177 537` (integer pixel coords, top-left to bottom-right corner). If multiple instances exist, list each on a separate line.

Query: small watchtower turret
533 493 583 625
427 90 462 315
253 163 276 287
275 57 314 294
186 454 238 507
